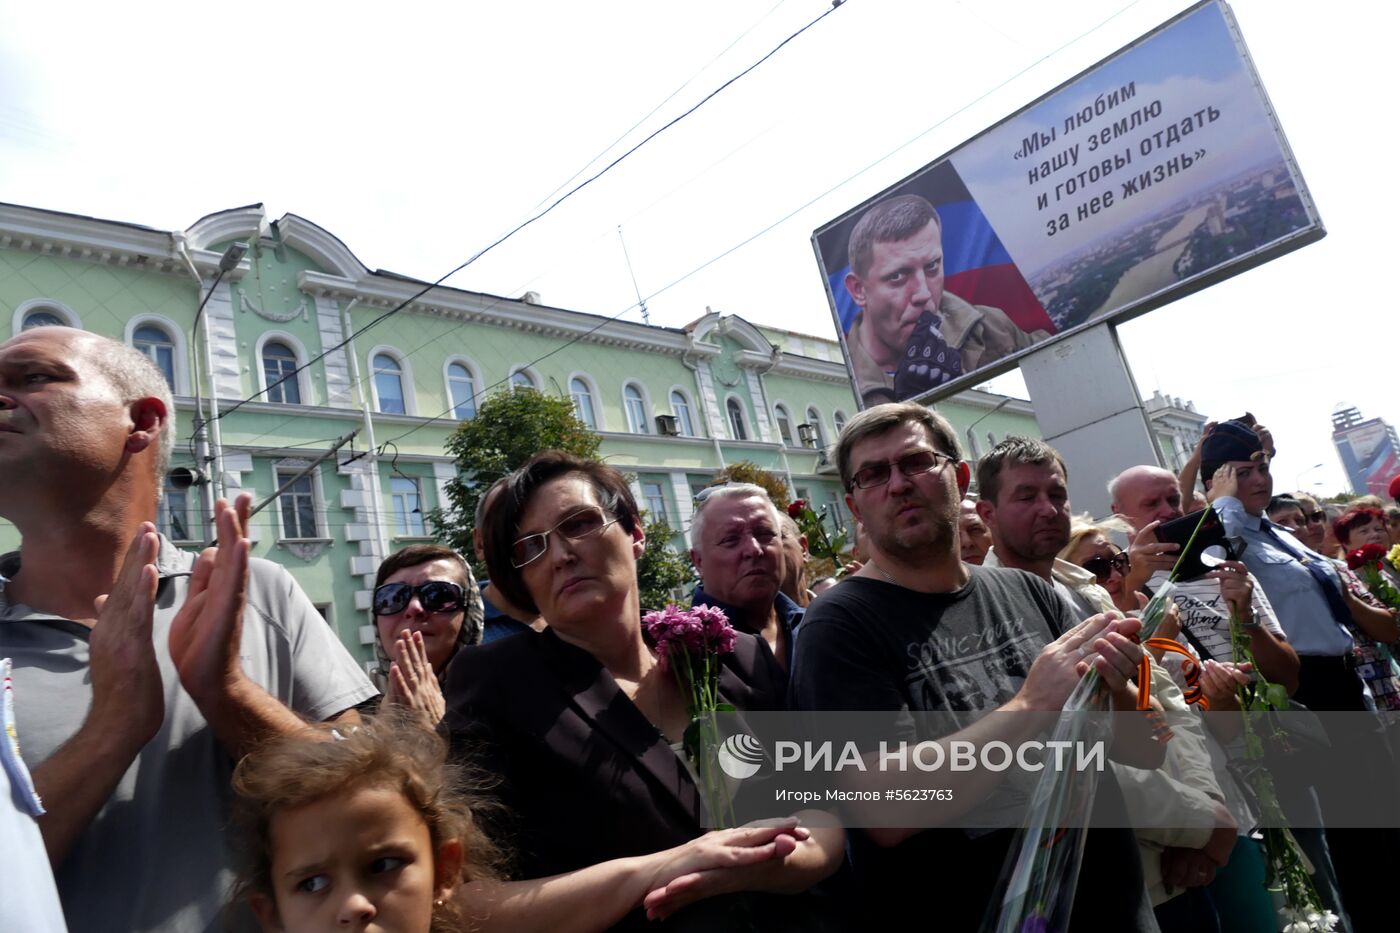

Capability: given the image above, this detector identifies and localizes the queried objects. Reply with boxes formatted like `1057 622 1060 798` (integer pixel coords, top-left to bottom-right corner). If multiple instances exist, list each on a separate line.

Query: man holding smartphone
1107 463 1298 691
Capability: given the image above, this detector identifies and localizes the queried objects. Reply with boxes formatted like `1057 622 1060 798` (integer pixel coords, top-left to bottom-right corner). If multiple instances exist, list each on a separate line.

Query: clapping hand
90 523 164 744
168 494 252 711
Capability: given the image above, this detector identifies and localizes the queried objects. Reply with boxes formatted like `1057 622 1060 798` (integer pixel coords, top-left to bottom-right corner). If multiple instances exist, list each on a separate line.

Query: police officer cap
1201 420 1262 464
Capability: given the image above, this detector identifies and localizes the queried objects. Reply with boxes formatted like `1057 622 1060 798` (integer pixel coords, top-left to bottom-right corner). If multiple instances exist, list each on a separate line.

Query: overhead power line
193 0 849 442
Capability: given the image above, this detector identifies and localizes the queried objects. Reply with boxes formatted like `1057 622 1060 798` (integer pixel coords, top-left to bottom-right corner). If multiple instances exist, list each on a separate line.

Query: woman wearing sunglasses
440 451 845 932
371 544 484 723
1060 521 1136 614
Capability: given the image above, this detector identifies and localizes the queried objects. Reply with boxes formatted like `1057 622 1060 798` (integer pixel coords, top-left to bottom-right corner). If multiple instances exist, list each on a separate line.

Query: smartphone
1153 508 1235 581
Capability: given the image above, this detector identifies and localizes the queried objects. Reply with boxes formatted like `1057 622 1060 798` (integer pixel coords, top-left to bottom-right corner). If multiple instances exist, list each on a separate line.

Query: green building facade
1 201 1113 667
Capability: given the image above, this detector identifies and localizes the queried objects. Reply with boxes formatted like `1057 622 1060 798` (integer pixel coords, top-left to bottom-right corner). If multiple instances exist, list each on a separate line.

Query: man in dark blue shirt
689 484 802 670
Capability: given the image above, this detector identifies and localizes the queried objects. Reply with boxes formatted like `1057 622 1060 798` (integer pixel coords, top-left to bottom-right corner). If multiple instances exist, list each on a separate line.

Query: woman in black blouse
442 452 844 931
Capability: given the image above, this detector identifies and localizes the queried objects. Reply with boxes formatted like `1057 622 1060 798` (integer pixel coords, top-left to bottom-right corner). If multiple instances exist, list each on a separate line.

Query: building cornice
298 270 696 357
0 203 187 276
768 354 851 385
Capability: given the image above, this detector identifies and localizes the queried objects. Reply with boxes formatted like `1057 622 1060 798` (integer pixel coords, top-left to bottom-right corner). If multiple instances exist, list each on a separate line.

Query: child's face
258 784 454 933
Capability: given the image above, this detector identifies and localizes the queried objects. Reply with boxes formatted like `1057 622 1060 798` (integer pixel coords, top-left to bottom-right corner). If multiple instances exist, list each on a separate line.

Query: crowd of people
4 325 1400 933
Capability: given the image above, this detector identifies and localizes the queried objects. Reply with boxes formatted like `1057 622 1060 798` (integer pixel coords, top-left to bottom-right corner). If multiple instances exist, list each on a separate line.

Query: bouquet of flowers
1388 544 1400 575
1345 543 1400 610
643 604 739 827
787 499 849 574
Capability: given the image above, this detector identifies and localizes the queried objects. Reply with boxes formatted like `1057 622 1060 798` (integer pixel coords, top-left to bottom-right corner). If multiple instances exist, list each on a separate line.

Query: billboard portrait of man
842 195 1050 407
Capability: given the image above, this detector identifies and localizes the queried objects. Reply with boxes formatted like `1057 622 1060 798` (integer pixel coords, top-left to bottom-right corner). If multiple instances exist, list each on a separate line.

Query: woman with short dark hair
443 451 845 931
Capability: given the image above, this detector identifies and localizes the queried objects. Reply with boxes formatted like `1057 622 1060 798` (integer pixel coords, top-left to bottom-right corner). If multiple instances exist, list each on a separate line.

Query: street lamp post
965 397 1013 461
1295 462 1325 490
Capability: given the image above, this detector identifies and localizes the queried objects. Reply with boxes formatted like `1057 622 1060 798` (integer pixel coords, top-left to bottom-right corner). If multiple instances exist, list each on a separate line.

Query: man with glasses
790 402 1163 931
1108 464 1298 692
689 484 803 670
0 327 375 933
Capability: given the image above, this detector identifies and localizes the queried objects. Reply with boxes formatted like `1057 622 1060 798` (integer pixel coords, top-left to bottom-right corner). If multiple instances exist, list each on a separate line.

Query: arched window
21 310 65 330
773 405 794 446
447 363 477 420
570 377 598 430
727 397 748 441
373 353 407 414
806 407 826 448
510 369 536 391
262 341 301 405
133 324 177 391
624 384 650 434
834 410 848 435
670 390 695 437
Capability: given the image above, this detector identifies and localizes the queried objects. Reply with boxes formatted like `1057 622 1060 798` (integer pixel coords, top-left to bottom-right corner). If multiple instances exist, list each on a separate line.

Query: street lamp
1295 463 1325 490
965 397 1013 460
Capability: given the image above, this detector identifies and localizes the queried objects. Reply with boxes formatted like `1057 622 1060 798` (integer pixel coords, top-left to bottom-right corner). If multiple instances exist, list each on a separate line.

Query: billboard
1334 419 1400 497
813 0 1323 409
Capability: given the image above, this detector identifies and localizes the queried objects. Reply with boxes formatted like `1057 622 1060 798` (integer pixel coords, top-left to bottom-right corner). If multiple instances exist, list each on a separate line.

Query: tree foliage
429 387 601 574
710 460 791 511
636 519 697 611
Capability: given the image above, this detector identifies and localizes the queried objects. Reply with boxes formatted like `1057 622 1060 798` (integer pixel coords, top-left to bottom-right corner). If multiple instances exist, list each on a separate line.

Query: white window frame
668 386 699 438
725 395 749 442
367 345 415 415
443 356 482 421
568 371 603 430
388 475 428 538
158 474 199 542
13 298 81 336
127 319 183 396
772 402 795 447
834 409 849 436
508 364 541 392
806 406 827 448
254 330 311 406
623 381 652 435
641 479 670 525
274 460 330 542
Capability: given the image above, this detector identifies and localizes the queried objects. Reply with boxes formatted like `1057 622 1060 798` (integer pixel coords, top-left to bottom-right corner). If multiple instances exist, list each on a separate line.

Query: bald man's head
1108 465 1183 532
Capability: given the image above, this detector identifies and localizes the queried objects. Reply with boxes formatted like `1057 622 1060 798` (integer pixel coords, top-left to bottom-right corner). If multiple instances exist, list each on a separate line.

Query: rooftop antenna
618 225 649 324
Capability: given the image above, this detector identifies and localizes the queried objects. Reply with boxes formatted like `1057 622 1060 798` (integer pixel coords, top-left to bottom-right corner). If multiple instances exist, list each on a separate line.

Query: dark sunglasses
372 581 466 616
1082 551 1130 584
1307 510 1325 524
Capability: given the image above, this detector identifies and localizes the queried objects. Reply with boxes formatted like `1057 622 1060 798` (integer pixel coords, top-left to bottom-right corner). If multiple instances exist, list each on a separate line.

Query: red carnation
788 499 807 518
1346 544 1388 570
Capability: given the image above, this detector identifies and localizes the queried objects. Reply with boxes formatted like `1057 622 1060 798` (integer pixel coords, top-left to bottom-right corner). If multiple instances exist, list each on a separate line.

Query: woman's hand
384 630 446 724
641 820 809 921
1200 659 1252 711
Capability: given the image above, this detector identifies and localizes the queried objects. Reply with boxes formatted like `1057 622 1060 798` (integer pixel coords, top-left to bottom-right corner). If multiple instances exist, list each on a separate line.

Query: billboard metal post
1017 322 1160 518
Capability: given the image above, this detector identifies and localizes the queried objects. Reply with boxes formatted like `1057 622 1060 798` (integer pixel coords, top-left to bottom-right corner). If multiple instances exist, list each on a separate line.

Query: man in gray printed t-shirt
0 327 376 933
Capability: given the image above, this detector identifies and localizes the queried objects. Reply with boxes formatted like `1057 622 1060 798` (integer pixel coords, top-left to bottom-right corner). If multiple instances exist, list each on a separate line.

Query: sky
0 0 1391 499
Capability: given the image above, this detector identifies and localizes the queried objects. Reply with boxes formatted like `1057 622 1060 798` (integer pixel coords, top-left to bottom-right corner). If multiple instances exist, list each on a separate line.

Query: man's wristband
1238 613 1260 629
